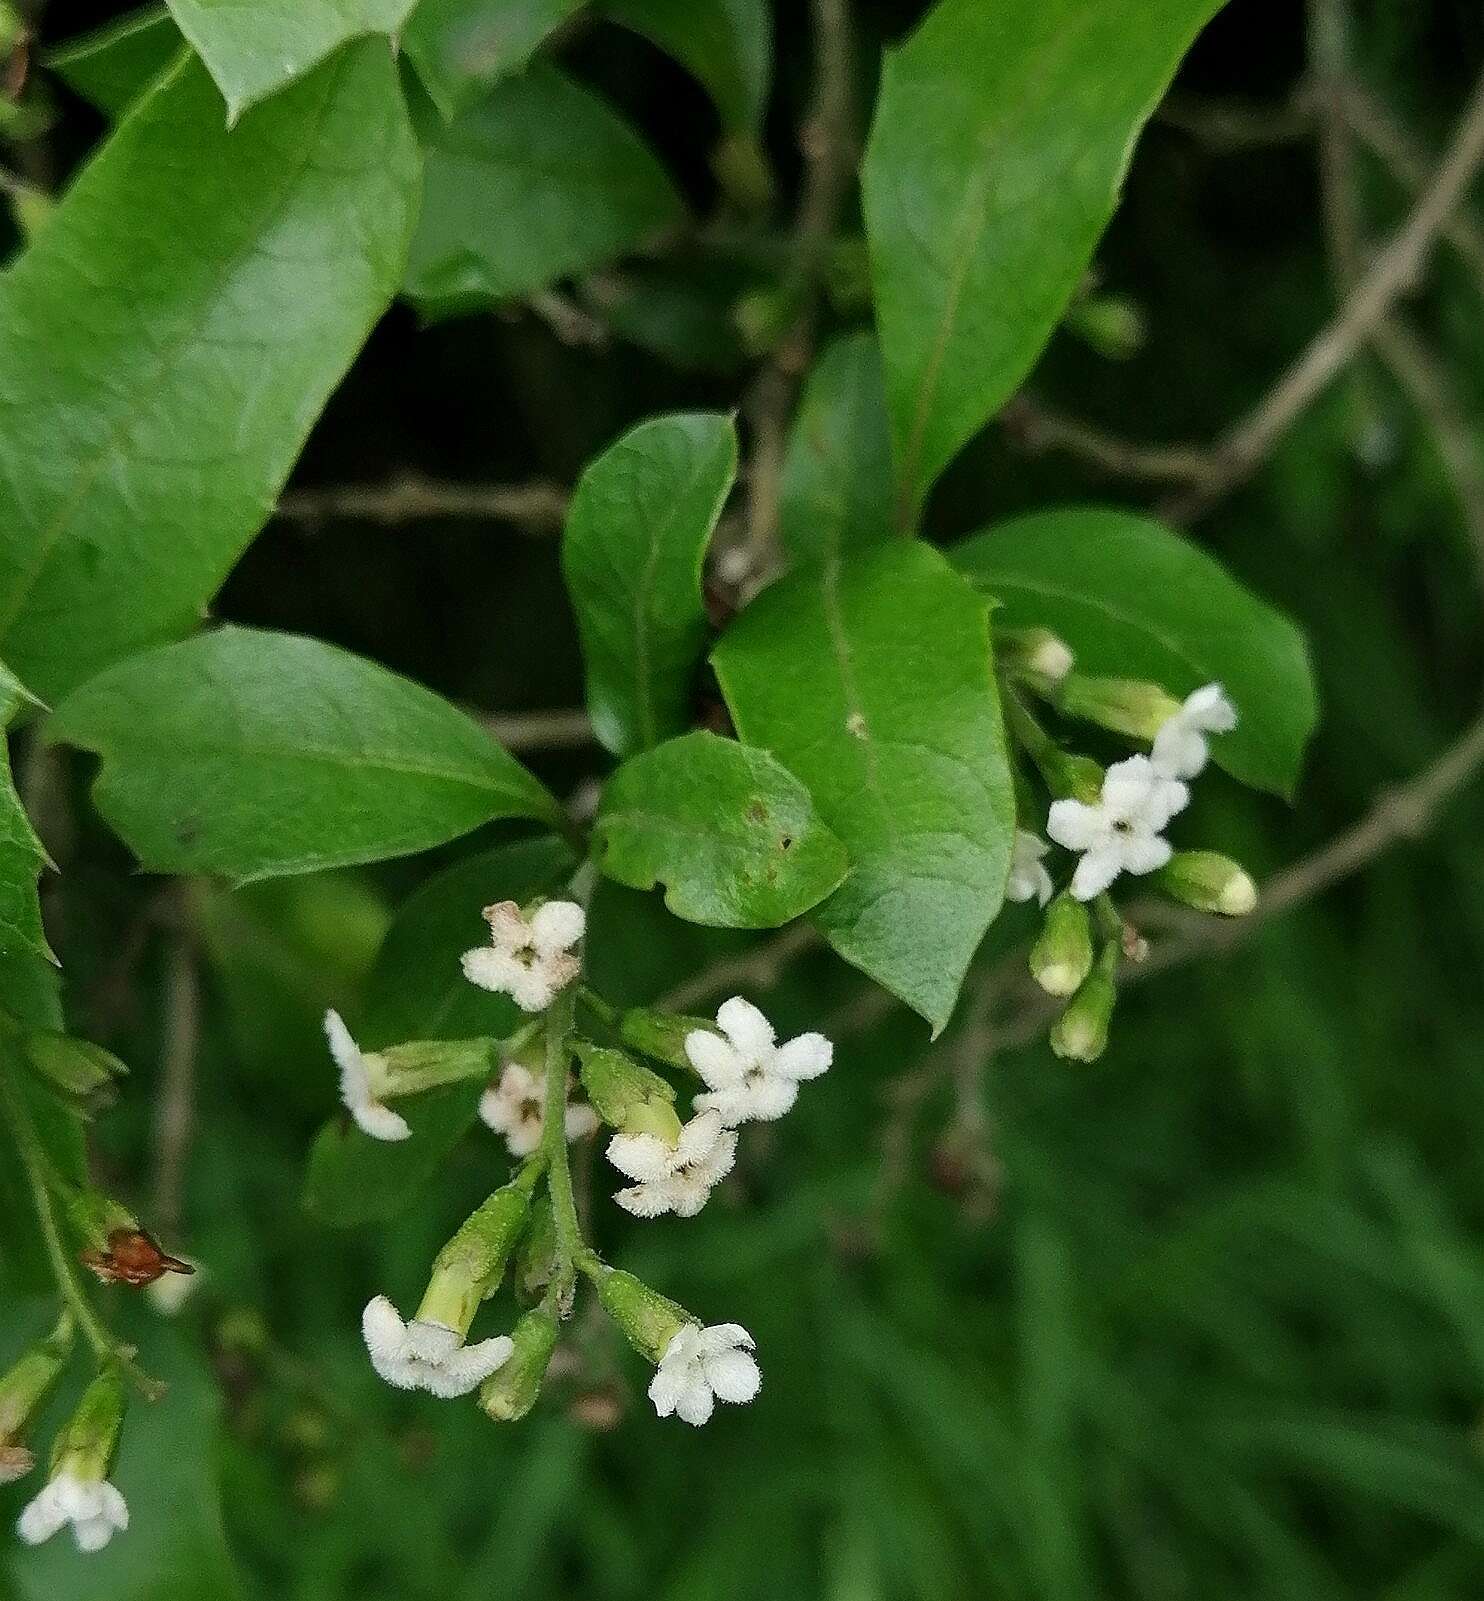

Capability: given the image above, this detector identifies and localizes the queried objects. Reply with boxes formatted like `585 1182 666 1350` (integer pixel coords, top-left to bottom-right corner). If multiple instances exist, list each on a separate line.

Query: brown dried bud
81 1229 194 1287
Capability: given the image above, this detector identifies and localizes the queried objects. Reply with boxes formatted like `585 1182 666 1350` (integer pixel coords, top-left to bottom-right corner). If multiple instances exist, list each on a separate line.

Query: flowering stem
541 987 583 1295
577 984 617 1027
0 1052 164 1401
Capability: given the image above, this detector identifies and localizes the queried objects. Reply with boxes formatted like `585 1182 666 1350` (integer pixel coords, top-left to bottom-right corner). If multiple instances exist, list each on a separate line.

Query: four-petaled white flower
361 1296 513 1399
17 1473 129 1553
461 900 584 1013
648 1323 760 1426
685 998 832 1126
606 1110 737 1218
325 1009 409 1143
1005 830 1054 906
1047 755 1189 901
478 1061 599 1157
1151 683 1237 781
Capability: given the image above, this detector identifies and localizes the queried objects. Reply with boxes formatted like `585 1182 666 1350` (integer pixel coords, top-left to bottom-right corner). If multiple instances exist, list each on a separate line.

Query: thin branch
659 922 819 1014
1157 91 1314 151
999 395 1214 484
1167 64 1484 521
274 473 569 532
480 708 595 752
149 928 199 1239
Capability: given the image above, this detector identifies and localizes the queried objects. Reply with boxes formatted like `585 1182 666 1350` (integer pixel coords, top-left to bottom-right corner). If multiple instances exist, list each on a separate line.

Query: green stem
541 988 583 1296
577 984 617 1027
0 1055 163 1401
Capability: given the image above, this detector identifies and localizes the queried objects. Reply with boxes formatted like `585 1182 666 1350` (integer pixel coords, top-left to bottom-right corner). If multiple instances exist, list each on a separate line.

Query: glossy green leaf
562 413 737 757
593 730 848 927
778 332 894 565
713 541 1015 1032
607 0 770 132
164 0 415 120
49 627 566 882
950 508 1318 796
46 7 180 117
0 45 419 706
403 65 684 319
0 665 50 962
304 837 573 1225
403 0 583 119
861 0 1223 520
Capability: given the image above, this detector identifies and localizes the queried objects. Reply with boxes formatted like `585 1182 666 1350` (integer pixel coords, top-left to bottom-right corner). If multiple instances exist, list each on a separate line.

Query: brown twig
274 473 569 532
1157 91 1314 151
999 395 1213 484
658 922 820 1013
150 924 199 1240
480 708 596 752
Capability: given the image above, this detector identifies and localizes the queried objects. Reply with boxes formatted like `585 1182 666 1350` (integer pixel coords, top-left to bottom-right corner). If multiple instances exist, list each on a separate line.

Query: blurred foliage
5 0 1484 1598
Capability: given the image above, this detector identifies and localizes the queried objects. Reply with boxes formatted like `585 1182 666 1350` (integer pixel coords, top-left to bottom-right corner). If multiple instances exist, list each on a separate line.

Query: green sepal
1054 673 1182 741
379 1036 499 1098
573 1040 677 1132
49 1366 125 1483
617 1008 716 1074
21 1033 129 1102
1030 895 1094 998
478 1305 559 1423
416 1180 533 1335
595 1267 690 1365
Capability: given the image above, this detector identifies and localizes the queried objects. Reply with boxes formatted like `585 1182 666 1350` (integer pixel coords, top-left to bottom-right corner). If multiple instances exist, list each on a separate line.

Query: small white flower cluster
479 1060 599 1158
605 998 832 1220
649 1323 760 1426
461 899 585 1013
17 1473 128 1554
1016 684 1237 903
362 1296 514 1399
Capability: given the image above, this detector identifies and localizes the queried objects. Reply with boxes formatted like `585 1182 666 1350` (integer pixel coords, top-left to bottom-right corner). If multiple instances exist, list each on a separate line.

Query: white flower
685 998 832 1126
1005 830 1054 906
478 1061 599 1158
1150 682 1237 780
460 900 584 1013
606 1109 737 1218
325 1010 409 1142
648 1323 760 1426
361 1296 513 1399
1047 755 1189 901
17 1472 129 1552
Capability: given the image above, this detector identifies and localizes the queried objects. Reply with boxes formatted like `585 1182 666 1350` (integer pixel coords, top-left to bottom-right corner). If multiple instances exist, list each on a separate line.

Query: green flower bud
1056 673 1182 741
998 626 1075 693
50 1367 125 1487
1030 895 1094 997
595 1268 690 1364
513 1194 558 1305
22 1033 128 1100
479 1306 559 1423
0 1314 73 1483
575 1040 681 1142
416 1182 532 1336
710 133 773 213
1066 293 1146 361
1050 945 1117 1064
618 1009 715 1074
1155 851 1258 916
378 1036 498 1097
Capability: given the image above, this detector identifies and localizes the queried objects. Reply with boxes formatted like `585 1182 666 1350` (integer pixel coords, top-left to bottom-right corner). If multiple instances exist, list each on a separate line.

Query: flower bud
513 1194 557 1304
998 627 1075 693
594 1268 690 1365
574 1041 681 1143
415 1181 533 1336
1049 946 1117 1064
619 1009 715 1074
1155 851 1258 916
0 1315 73 1483
478 1306 559 1423
378 1036 498 1097
1056 674 1182 741
1030 895 1094 997
23 1034 128 1101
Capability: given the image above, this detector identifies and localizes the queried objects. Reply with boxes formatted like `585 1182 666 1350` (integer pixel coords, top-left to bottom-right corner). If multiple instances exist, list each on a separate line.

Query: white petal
1046 797 1105 852
1070 846 1123 901
684 1029 746 1089
435 1335 514 1395
1101 755 1161 813
362 1296 409 1365
483 901 530 952
509 965 557 1013
715 997 775 1064
1184 682 1236 731
673 1376 716 1426
1145 772 1191 825
72 1515 117 1553
695 1323 753 1356
648 1366 683 1417
1150 723 1207 781
505 1118 544 1157
660 1324 702 1365
352 1098 411 1143
693 1086 752 1125
743 1076 799 1122
564 1103 599 1141
614 1181 674 1218
406 1321 460 1363
773 1033 832 1082
704 1348 761 1405
1118 834 1173 876
98 1482 128 1531
530 899 584 954
326 1008 374 1114
478 1084 516 1134
16 1484 66 1545
461 946 526 995
1031 860 1055 906
606 1131 672 1183
676 1110 726 1165
690 1127 737 1187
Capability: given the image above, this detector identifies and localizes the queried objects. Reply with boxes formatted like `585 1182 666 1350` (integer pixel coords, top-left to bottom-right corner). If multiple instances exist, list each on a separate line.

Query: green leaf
713 541 1015 1032
304 837 573 1225
403 0 584 119
861 0 1224 520
403 65 684 319
778 332 894 566
593 730 849 927
0 44 418 707
562 413 738 757
949 507 1318 796
49 627 567 881
0 664 52 962
46 7 181 117
164 0 416 120
606 0 771 133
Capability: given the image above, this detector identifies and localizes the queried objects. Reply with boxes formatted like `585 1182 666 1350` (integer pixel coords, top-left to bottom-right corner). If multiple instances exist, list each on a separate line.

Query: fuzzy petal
482 901 529 952
692 1086 752 1124
673 1376 716 1426
773 1033 832 1081
435 1335 515 1396
684 1029 746 1088
461 946 526 995
741 1076 799 1122
704 1348 761 1405
530 899 584 954
564 1103 600 1141
1184 682 1236 731
351 1098 411 1143
16 1483 66 1545
676 1110 726 1165
509 964 557 1013
362 1295 409 1364
614 1181 674 1218
1070 846 1124 902
1117 834 1172 877
606 1132 672 1183
1046 797 1104 852
694 1323 753 1356
715 997 775 1063
647 1366 683 1417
